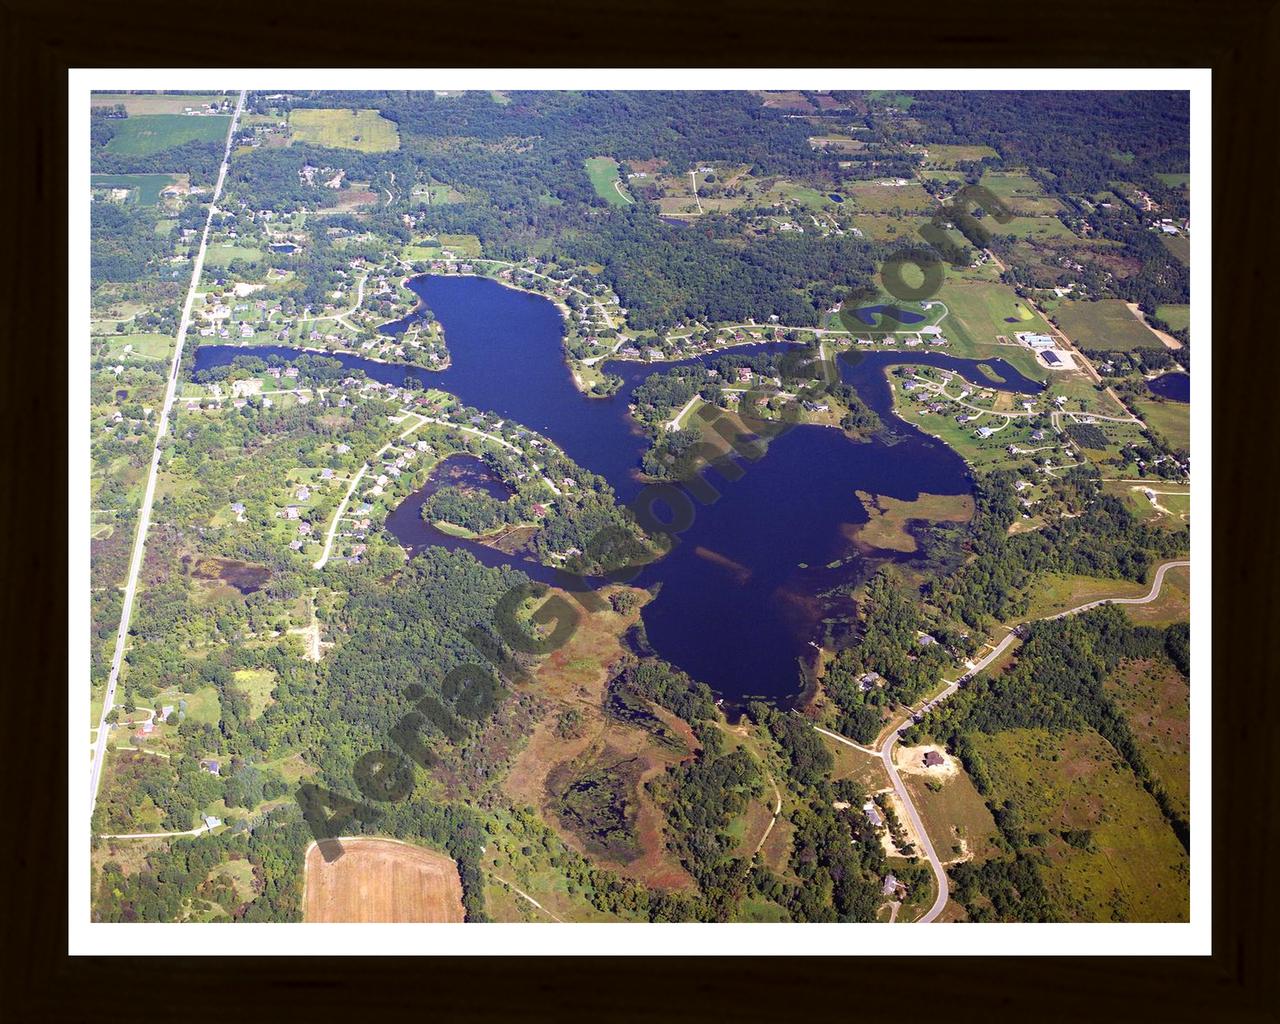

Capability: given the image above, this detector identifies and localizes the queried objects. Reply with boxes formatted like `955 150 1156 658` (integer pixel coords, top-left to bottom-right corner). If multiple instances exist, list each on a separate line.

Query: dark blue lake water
195 275 1042 703
829 194 844 203
848 304 926 327
1148 372 1189 402
269 243 297 254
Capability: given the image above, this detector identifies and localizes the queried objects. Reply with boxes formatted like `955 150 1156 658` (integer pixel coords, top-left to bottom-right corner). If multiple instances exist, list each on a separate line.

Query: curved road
89 91 247 814
817 558 1189 923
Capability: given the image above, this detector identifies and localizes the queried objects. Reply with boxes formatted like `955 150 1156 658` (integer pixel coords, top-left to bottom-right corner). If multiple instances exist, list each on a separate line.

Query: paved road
89 91 247 814
816 558 1189 924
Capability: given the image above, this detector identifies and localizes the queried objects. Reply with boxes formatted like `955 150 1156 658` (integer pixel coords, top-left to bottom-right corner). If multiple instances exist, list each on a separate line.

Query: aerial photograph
85 86 1193 930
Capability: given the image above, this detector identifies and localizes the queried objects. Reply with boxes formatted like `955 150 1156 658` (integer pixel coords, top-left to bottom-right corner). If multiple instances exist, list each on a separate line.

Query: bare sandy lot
896 743 960 781
303 837 465 923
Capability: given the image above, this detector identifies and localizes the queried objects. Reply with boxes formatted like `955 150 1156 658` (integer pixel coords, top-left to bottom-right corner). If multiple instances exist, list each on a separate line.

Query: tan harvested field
303 837 464 922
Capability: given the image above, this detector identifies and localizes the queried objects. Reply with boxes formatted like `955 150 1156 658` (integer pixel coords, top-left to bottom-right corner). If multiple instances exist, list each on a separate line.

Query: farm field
93 92 227 115
584 157 631 207
1135 397 1190 450
289 108 400 152
969 727 1188 922
921 143 999 167
1052 299 1164 351
303 837 465 922
846 180 935 213
104 114 231 156
1155 304 1190 331
91 173 183 206
979 170 1064 216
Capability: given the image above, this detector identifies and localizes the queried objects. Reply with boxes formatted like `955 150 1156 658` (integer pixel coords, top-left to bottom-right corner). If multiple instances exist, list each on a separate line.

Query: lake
195 275 1042 704
1148 372 1189 402
270 243 297 254
847 304 926 327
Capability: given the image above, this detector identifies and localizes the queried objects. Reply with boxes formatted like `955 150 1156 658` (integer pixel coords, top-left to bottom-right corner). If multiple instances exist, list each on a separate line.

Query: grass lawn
1053 299 1164 351
289 108 400 152
183 685 221 727
91 173 182 206
1156 173 1190 188
969 727 1188 922
584 157 631 207
104 114 231 157
102 333 175 361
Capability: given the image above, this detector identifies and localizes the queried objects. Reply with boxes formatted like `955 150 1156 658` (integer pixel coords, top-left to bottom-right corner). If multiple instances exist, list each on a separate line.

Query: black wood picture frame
4 1 1274 1018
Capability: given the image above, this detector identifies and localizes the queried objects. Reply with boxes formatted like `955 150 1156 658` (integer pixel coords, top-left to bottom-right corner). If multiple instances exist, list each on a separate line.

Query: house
881 874 899 896
199 759 221 776
863 801 884 827
230 502 245 516
298 522 312 536
296 485 311 501
923 751 945 768
282 506 300 520
202 816 223 831
976 426 995 439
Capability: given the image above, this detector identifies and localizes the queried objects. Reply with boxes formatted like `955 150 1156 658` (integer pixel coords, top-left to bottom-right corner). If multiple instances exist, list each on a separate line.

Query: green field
970 727 1188 922
1160 233 1191 266
978 170 1063 216
204 243 265 267
104 115 231 156
584 157 631 207
289 108 400 152
93 93 226 116
102 333 175 361
1155 304 1190 331
922 143 999 167
1104 658 1189 821
1156 173 1190 188
847 180 934 213
1053 299 1164 351
91 173 182 206
933 278 1053 380
1135 397 1190 450
232 668 277 718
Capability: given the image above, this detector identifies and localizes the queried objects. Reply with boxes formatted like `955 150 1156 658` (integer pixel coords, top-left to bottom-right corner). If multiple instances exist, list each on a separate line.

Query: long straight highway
88 91 247 814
